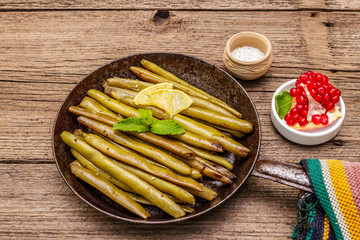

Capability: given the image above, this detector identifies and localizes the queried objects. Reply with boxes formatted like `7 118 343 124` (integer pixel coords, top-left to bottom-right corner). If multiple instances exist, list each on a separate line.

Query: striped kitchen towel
292 159 360 240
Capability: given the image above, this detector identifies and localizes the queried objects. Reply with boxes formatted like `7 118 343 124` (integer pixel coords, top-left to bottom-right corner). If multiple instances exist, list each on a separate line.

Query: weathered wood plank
1 10 359 86
0 0 359 10
0 164 298 239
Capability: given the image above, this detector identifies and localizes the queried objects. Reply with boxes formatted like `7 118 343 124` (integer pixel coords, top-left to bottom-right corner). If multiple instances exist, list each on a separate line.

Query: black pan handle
251 155 313 192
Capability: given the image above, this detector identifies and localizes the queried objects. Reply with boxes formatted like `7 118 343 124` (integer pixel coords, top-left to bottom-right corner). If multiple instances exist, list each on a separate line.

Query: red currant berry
326 102 335 111
290 88 299 97
297 116 308 126
307 71 314 76
304 104 309 110
295 79 302 88
321 114 329 125
332 95 340 104
312 114 322 124
296 95 306 104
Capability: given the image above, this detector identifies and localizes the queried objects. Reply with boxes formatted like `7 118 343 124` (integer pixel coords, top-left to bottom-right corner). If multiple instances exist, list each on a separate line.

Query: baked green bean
130 65 242 118
107 91 223 153
75 121 203 191
79 96 121 120
181 106 253 133
71 149 135 193
112 159 195 204
62 131 186 218
70 162 150 219
174 141 233 170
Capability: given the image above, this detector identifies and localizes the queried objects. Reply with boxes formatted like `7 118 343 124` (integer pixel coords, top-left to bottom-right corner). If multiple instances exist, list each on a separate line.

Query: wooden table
1 1 359 239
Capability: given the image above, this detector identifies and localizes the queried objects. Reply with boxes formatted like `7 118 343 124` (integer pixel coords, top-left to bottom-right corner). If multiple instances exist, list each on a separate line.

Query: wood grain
1 7 359 240
0 0 359 10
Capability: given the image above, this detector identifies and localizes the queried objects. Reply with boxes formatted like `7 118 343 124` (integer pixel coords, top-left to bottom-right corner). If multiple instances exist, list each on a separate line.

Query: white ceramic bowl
271 79 345 145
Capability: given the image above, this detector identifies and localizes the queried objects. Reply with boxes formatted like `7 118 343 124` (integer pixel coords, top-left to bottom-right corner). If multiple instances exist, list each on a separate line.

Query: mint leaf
275 91 293 119
139 109 153 125
113 118 150 132
150 120 185 135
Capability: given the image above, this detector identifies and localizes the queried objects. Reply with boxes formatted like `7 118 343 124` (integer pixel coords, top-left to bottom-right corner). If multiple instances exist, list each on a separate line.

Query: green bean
197 120 246 139
90 130 202 180
194 156 236 180
108 92 249 157
130 65 243 118
72 147 194 204
75 121 203 191
125 192 195 213
174 141 233 170
185 185 217 201
62 131 185 218
87 89 139 118
181 106 253 133
107 77 153 91
172 114 250 157
112 159 195 204
104 82 234 117
75 95 196 160
80 117 192 176
79 96 121 120
180 157 232 184
69 106 122 126
71 149 135 193
107 90 223 153
69 162 150 219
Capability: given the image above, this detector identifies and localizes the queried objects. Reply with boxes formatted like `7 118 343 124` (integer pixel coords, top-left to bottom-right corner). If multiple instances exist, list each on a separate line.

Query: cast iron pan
53 52 311 224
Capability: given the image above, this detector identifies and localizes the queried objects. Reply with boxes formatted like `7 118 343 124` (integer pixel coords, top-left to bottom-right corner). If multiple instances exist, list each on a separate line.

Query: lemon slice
134 83 173 105
148 89 193 117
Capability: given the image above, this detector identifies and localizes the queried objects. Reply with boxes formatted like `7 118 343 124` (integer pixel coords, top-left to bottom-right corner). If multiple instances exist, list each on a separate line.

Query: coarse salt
231 46 265 62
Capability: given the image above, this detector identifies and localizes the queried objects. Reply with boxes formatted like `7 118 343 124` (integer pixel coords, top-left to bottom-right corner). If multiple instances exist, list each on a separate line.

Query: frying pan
52 52 312 224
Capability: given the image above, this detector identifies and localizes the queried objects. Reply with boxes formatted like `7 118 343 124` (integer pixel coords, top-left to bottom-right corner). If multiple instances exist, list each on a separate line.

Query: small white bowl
271 79 345 145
